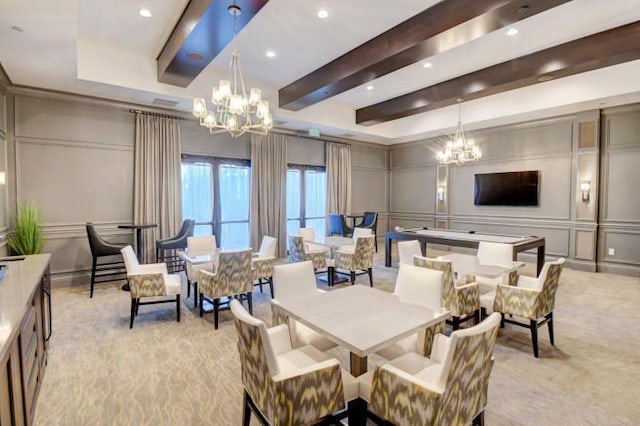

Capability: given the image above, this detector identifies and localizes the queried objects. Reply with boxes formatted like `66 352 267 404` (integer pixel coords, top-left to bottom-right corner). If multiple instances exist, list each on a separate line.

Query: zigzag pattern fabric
271 303 289 327
128 273 167 298
252 257 276 281
370 318 499 425
334 235 375 270
233 314 345 425
421 321 444 357
199 249 253 298
493 261 564 319
288 236 327 269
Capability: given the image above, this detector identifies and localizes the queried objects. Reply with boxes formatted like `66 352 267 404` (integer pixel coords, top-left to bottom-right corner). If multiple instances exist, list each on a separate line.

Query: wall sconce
580 180 590 202
0 172 6 185
437 185 446 202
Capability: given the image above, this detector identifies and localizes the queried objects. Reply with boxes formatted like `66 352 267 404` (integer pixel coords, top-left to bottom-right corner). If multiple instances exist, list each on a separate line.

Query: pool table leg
385 236 392 267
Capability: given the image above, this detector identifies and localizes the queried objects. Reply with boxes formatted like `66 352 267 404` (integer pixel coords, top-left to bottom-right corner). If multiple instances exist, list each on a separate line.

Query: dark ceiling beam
355 21 640 126
278 0 570 111
157 0 269 87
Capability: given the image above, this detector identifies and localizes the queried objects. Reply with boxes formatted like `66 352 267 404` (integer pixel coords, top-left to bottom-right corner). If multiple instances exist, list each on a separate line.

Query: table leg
385 236 392 267
349 353 368 426
537 244 545 277
135 228 144 262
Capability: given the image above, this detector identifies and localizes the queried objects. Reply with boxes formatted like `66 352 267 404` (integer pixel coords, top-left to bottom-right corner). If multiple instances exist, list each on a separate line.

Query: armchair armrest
267 324 293 355
137 263 168 275
453 282 480 316
252 256 276 280
429 334 451 365
270 300 290 327
127 272 167 298
493 284 540 318
516 275 541 290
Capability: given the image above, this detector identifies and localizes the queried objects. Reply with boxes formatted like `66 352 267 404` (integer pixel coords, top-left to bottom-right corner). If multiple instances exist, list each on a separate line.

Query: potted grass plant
8 202 44 255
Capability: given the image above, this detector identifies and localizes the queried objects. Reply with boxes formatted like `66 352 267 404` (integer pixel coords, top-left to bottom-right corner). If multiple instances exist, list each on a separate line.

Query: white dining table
440 252 525 280
309 236 354 284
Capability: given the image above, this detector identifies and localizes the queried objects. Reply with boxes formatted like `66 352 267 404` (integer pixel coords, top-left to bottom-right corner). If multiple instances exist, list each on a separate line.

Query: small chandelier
436 100 481 165
192 4 273 137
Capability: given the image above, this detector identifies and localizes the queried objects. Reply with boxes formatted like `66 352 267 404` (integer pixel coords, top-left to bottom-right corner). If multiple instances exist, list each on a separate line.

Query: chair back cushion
413 256 455 313
258 236 278 258
288 235 306 263
435 313 501 425
394 264 443 310
397 240 422 265
328 214 344 235
121 245 140 273
362 212 378 228
201 249 253 297
352 227 372 239
477 242 512 266
187 235 217 256
273 261 317 301
533 257 565 316
352 235 375 269
299 227 316 241
86 223 123 256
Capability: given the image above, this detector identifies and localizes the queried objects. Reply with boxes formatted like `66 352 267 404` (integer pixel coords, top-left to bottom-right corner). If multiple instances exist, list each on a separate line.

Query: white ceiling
1 0 640 144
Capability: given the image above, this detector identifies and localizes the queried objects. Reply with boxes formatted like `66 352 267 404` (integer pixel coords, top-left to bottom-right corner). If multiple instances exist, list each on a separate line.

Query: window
182 156 251 249
287 165 326 237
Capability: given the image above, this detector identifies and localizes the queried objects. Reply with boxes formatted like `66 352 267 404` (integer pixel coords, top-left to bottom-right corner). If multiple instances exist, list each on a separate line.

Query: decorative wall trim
597 262 640 278
15 136 134 152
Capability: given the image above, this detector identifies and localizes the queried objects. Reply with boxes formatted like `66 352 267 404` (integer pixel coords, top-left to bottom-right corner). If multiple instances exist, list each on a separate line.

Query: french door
286 165 326 237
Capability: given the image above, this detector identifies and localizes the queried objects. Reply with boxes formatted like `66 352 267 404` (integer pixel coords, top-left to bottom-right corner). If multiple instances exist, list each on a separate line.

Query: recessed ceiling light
422 62 433 69
366 85 374 91
10 25 23 32
506 28 519 36
317 10 329 19
266 50 276 58
139 8 152 18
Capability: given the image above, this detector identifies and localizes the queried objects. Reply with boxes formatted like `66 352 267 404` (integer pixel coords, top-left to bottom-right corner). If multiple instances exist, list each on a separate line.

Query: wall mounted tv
474 171 539 206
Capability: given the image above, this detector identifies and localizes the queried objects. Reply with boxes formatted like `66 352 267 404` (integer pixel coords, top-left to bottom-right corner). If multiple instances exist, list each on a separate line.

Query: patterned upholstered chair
252 236 277 297
414 255 481 330
329 235 375 286
339 227 373 253
476 241 518 293
298 226 327 253
376 264 445 360
198 249 253 329
397 240 422 265
271 261 338 351
360 313 501 426
356 212 378 252
230 300 358 426
121 245 181 328
287 235 327 273
183 235 217 307
481 258 565 357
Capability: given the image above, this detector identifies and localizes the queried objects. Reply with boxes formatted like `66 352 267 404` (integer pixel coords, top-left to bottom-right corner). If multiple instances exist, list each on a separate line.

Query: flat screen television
474 171 539 206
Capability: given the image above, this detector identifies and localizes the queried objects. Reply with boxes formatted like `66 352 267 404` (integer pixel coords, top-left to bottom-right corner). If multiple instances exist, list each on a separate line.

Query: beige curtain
326 142 352 216
250 133 287 257
133 113 182 263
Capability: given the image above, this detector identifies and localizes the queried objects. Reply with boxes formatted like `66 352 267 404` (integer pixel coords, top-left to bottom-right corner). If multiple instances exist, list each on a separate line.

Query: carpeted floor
34 252 640 425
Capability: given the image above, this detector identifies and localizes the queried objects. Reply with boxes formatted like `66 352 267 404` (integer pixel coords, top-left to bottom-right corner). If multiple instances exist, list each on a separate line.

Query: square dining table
440 252 525 281
310 236 354 284
272 284 449 425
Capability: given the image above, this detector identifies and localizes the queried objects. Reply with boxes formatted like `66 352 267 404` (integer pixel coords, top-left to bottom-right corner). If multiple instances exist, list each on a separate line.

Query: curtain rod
129 109 184 120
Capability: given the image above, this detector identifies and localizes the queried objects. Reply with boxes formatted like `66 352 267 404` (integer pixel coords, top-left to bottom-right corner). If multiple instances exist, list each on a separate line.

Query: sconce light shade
580 180 590 202
437 185 446 202
0 172 6 185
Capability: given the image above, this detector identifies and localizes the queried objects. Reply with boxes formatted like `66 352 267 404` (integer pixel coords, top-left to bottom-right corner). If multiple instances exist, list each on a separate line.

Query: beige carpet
35 253 640 425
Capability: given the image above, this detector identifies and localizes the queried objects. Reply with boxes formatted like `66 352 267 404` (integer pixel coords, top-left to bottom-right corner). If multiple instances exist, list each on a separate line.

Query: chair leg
547 312 554 346
187 280 191 298
135 298 140 316
129 298 136 329
452 316 460 331
258 278 264 293
199 293 204 317
176 294 181 322
374 235 378 253
472 411 485 426
194 282 199 307
367 268 373 287
350 270 356 285
90 257 97 298
475 309 481 325
530 319 539 358
247 292 253 315
268 277 274 299
214 298 220 329
242 391 251 426
500 313 505 329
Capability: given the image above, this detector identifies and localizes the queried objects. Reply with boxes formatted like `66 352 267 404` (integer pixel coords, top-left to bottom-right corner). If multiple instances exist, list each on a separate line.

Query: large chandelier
192 4 273 137
436 101 481 165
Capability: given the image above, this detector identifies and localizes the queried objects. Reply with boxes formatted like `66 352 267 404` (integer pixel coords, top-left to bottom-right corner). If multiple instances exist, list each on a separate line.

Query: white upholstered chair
360 313 501 426
184 235 217 306
476 241 516 293
397 240 422 265
231 300 358 426
252 236 277 298
298 226 325 252
121 245 181 328
270 261 337 351
376 264 444 360
480 258 565 357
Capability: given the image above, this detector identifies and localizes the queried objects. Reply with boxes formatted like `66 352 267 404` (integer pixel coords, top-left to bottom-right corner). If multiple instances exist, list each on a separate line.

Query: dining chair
329 235 375 286
231 300 358 426
198 249 253 329
86 222 127 298
376 263 445 360
252 236 277 298
271 261 338 351
155 218 195 272
361 313 501 426
184 235 217 306
481 258 565 357
298 226 326 252
476 241 518 293
287 235 328 273
121 245 181 328
328 213 345 236
414 255 481 330
397 239 422 265
357 212 378 252
340 215 354 237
